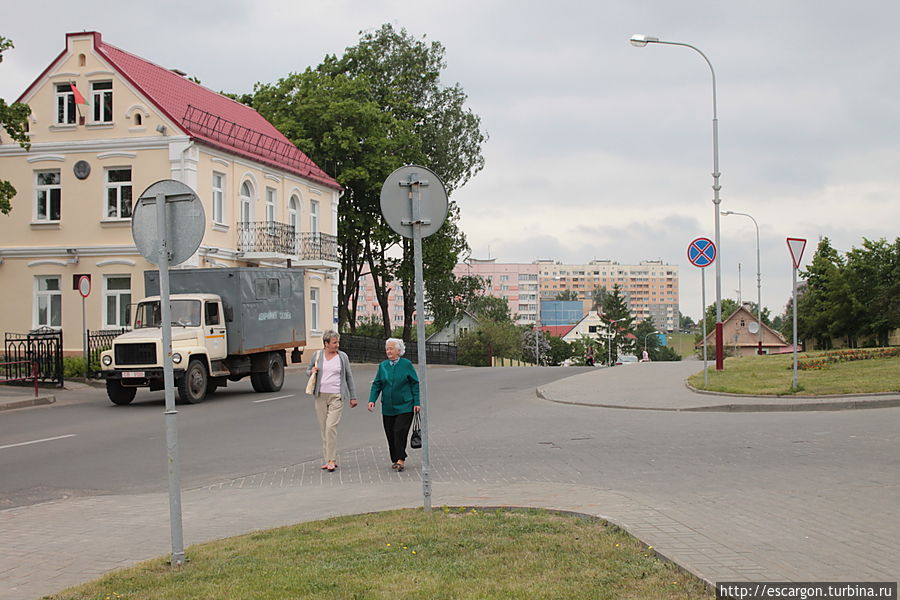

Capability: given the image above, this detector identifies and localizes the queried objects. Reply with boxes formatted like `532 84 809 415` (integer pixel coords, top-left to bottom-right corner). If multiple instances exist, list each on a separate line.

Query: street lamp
630 34 725 371
604 317 623 366
722 210 763 355
644 330 661 353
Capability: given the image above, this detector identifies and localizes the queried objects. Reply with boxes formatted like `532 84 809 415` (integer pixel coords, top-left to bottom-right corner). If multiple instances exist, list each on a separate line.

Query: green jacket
368 358 420 416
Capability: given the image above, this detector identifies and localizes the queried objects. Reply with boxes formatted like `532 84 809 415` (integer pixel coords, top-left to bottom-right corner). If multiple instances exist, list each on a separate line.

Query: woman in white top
306 330 358 472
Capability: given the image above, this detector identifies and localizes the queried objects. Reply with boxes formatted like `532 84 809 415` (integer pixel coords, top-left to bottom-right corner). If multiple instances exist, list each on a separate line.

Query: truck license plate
122 371 145 378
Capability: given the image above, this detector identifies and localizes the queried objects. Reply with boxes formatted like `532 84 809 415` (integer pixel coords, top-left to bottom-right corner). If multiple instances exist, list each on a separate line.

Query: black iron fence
86 328 127 377
237 222 339 263
339 334 457 365
4 328 63 387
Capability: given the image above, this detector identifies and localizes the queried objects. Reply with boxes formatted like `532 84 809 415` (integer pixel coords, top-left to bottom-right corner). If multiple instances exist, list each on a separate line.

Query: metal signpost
78 275 91 379
380 165 448 512
787 238 807 391
132 179 205 567
688 237 717 385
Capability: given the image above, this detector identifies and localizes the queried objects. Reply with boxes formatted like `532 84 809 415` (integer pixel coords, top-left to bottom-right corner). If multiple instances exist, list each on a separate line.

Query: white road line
252 394 295 404
0 434 77 451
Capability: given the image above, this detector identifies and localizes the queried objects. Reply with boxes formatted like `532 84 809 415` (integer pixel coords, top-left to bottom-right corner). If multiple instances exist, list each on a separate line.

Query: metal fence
4 328 63 387
339 334 457 365
236 222 339 263
86 328 128 377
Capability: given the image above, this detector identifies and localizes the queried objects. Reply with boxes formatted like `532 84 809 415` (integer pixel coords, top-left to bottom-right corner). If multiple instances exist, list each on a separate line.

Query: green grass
688 350 900 395
44 509 711 600
665 333 696 358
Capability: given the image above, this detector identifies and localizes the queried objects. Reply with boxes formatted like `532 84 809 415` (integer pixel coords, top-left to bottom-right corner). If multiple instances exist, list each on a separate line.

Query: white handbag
305 351 320 395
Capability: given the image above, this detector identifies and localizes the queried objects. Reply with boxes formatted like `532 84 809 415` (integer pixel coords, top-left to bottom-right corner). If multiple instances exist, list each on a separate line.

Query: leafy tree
679 314 696 331
468 294 512 323
0 37 32 215
843 237 900 347
545 335 573 366
797 237 852 348
522 327 551 365
590 286 608 311
699 298 740 339
457 320 522 366
554 290 579 301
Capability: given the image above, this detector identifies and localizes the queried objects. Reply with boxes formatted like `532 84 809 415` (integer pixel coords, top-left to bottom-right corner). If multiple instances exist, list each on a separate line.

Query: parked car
616 354 639 365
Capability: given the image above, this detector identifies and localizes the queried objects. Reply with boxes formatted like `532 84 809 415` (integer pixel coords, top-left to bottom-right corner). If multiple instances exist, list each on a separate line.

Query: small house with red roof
0 32 341 356
697 304 790 357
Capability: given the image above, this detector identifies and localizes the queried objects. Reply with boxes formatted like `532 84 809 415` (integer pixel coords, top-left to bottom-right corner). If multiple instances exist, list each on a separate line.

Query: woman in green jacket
368 337 420 472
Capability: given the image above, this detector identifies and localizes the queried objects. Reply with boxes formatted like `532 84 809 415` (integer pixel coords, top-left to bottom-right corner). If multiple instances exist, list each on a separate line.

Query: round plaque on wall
73 160 91 180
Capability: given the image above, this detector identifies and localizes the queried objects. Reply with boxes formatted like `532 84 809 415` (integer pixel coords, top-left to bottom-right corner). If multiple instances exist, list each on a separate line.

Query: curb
0 395 56 411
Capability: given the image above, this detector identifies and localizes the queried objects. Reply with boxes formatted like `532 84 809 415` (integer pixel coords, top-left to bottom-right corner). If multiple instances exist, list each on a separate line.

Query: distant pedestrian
585 344 595 367
642 349 650 362
368 338 420 472
306 330 358 472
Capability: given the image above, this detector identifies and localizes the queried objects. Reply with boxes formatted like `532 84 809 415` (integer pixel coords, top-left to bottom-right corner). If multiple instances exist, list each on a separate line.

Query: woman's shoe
396 462 405 472
326 464 336 472
321 464 329 470
391 462 399 470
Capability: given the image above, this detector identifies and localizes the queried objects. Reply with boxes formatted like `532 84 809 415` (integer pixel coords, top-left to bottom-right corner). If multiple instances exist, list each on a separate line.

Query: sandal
326 464 336 472
396 462 405 472
391 462 399 470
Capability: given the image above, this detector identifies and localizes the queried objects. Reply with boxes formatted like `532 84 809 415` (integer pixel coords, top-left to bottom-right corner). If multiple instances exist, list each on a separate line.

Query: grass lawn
45 508 712 600
688 350 900 395
665 333 697 358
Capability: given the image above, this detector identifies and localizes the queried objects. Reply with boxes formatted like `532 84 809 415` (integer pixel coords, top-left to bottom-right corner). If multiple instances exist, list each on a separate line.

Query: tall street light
630 34 725 370
644 330 661 353
722 210 763 354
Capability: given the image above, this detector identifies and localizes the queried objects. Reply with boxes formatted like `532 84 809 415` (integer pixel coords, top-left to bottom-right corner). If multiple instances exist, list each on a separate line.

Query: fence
4 328 63 387
0 360 39 396
338 334 457 365
86 328 128 378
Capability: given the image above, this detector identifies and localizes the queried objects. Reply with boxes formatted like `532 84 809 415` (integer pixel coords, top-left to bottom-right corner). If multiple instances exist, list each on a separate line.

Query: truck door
205 301 227 359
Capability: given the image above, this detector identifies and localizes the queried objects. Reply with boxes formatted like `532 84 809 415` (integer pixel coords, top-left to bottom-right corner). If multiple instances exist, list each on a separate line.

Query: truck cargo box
144 268 306 355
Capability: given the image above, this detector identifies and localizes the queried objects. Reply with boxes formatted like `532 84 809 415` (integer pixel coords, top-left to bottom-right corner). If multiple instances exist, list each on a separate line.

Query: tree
797 237 853 348
843 237 900 347
457 320 522 366
468 294 512 323
522 327 551 365
590 286 608 311
554 290 579 301
679 314 695 331
600 284 635 364
0 37 32 215
699 298 740 339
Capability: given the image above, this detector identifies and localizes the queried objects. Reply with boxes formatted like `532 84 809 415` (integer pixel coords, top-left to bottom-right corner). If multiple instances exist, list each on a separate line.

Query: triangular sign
786 237 807 269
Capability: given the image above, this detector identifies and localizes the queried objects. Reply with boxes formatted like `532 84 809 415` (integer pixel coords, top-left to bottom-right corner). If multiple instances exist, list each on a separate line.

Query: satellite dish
748 322 760 334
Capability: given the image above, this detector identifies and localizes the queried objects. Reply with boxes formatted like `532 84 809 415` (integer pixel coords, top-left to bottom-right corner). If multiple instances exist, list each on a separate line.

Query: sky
3 0 898 321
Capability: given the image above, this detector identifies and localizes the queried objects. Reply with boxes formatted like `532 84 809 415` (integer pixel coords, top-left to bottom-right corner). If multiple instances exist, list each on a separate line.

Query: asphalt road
0 364 585 508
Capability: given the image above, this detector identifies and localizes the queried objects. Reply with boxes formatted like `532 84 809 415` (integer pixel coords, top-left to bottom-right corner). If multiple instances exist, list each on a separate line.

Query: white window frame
91 81 113 123
240 181 253 223
310 199 319 234
105 167 132 219
103 275 132 328
212 172 225 224
35 170 61 222
34 275 62 329
310 287 320 331
55 83 76 125
265 187 276 232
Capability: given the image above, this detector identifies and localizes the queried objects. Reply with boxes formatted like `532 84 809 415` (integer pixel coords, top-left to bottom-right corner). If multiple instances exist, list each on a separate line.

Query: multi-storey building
453 259 540 325
538 259 679 331
0 32 341 355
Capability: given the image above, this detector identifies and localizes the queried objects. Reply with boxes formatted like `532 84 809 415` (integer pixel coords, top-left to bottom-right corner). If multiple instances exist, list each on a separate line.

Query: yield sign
787 237 807 269
687 237 716 268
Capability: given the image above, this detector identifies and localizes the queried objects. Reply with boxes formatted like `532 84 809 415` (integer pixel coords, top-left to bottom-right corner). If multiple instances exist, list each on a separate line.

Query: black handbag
410 412 422 449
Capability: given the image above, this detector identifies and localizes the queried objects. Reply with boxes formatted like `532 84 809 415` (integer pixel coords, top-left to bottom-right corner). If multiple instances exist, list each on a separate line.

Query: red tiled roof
28 32 340 190
539 325 575 338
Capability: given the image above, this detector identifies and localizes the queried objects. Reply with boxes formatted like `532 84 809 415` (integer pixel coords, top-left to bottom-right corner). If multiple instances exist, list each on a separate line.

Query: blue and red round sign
687 237 716 268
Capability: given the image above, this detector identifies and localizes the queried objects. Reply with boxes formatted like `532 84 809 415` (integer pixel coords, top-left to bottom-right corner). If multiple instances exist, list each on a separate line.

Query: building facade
0 32 342 355
452 259 540 325
538 259 680 331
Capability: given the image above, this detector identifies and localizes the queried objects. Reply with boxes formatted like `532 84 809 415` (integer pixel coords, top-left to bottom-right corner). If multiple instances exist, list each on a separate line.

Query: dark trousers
382 411 414 463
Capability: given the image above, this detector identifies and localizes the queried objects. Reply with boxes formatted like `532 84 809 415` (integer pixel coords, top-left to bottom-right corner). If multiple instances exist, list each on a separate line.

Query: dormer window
92 81 113 123
55 83 76 125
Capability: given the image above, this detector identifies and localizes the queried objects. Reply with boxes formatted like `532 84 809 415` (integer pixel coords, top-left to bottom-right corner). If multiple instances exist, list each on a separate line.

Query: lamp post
722 210 763 354
630 34 725 370
644 330 661 353
605 317 622 366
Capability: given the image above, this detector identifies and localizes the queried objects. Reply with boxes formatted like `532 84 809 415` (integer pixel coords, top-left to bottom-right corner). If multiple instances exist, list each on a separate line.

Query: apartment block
453 259 540 325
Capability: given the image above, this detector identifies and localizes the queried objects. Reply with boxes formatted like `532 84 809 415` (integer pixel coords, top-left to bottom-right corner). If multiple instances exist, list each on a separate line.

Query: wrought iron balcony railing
237 222 339 263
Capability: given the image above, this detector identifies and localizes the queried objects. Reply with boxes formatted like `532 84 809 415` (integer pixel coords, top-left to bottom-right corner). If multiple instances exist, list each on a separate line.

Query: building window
106 168 132 219
35 276 62 328
240 181 253 223
288 194 299 231
104 276 132 328
310 287 320 331
310 199 319 233
55 83 76 125
212 172 225 223
91 81 113 123
35 170 61 221
265 187 276 230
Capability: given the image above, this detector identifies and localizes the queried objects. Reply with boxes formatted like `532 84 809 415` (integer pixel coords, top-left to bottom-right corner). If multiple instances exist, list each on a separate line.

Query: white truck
100 268 306 405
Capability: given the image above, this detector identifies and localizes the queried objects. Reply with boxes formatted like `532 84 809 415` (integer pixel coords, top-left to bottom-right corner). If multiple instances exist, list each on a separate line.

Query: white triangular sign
787 238 807 269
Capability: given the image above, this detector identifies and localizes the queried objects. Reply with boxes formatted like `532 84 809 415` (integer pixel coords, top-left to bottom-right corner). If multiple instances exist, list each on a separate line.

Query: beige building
538 259 680 331
0 32 341 355
699 305 790 357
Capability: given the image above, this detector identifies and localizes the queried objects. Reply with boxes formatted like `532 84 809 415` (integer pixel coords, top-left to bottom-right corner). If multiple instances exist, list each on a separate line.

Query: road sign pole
792 264 799 391
82 295 87 379
155 192 185 566
702 268 708 386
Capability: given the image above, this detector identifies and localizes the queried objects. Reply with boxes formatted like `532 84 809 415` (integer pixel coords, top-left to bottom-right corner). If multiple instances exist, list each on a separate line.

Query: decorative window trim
27 259 68 267
85 70 115 77
97 152 137 160
30 222 61 230
264 173 281 183
96 259 136 267
212 223 229 233
26 155 65 163
86 123 115 130
211 157 230 167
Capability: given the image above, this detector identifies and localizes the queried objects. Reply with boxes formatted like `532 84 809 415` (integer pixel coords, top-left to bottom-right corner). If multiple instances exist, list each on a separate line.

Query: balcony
237 221 339 269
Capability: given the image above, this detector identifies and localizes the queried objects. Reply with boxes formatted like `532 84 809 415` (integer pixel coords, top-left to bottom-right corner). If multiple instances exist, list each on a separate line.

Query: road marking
252 394 295 404
0 434 77 451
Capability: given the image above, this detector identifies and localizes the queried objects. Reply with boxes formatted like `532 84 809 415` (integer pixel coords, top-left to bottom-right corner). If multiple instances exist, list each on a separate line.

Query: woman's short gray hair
386 337 405 356
322 330 340 344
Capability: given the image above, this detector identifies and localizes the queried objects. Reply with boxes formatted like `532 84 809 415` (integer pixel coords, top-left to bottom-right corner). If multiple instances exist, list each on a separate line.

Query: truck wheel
107 380 136 405
178 359 208 404
254 352 285 393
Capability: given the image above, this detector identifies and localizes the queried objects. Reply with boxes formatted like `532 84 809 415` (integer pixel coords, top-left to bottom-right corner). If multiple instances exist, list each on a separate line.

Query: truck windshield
134 300 202 328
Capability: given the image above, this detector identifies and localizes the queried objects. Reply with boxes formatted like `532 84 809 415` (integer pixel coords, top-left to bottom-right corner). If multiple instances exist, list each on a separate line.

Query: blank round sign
132 179 205 266
380 165 448 239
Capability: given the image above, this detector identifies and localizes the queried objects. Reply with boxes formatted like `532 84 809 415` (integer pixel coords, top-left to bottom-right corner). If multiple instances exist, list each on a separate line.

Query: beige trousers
315 393 343 463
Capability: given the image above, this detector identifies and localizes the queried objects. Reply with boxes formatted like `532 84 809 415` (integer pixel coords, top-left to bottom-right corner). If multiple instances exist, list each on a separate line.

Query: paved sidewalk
537 360 900 412
3 363 900 599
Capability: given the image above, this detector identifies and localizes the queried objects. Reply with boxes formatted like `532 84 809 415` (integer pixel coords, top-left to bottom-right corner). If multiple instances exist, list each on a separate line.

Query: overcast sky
3 1 898 321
